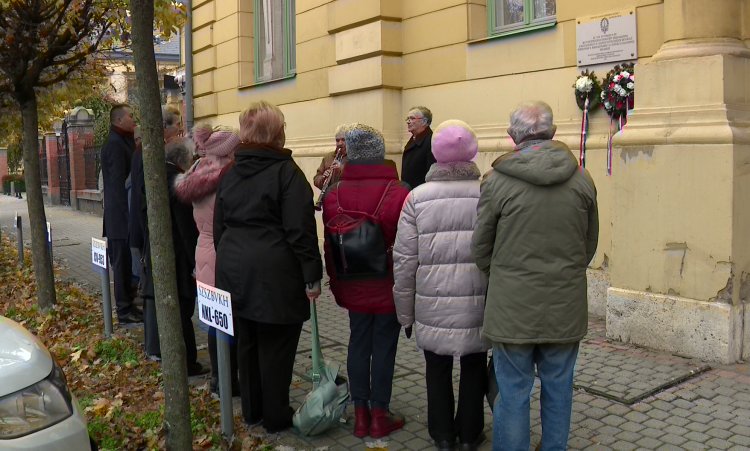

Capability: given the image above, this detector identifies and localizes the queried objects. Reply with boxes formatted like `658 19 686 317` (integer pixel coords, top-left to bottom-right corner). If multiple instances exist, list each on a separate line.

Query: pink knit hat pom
193 125 240 157
431 120 479 163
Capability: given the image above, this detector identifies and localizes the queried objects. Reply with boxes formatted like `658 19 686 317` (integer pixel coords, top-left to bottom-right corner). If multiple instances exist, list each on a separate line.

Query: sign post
197 281 234 441
91 238 112 338
46 222 53 267
14 213 22 267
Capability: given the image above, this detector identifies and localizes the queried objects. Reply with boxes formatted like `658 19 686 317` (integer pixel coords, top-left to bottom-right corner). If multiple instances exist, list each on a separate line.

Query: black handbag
325 181 394 280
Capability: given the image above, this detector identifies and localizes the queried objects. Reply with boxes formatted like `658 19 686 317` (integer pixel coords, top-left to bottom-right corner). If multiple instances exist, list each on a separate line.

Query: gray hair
165 137 194 170
162 105 182 130
409 106 432 126
334 123 351 139
507 101 556 144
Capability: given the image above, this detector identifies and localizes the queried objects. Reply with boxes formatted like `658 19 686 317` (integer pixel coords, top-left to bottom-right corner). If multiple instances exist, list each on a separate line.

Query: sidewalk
1 193 750 450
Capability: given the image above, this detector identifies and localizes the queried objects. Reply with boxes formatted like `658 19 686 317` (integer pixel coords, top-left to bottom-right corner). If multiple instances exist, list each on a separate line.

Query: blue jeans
492 342 579 451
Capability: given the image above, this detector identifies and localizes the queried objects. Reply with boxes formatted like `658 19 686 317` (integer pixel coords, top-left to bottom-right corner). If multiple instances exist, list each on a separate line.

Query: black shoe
459 433 485 451
188 362 209 377
436 439 456 451
118 312 143 324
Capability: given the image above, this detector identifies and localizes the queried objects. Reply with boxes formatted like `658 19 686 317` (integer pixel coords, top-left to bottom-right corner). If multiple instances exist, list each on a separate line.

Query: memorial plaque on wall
576 9 637 66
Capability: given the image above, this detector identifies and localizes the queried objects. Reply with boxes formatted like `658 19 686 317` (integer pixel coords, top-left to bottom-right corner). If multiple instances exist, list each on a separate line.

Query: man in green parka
472 101 598 450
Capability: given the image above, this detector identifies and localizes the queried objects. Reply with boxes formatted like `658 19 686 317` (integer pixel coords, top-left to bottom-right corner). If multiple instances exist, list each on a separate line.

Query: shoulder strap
336 180 395 219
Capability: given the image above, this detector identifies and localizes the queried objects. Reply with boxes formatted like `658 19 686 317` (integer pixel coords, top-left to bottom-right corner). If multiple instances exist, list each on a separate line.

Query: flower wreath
572 70 601 168
601 63 635 120
573 69 601 111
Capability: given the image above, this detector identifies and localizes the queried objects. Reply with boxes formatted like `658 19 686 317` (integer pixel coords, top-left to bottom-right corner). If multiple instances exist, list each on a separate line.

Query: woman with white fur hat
393 119 489 451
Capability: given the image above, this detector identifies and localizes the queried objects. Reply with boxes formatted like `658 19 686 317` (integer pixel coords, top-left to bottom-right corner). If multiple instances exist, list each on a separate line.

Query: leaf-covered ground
0 236 264 450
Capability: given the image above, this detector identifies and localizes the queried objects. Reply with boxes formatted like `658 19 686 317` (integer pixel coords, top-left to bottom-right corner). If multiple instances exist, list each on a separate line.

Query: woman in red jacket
322 124 410 439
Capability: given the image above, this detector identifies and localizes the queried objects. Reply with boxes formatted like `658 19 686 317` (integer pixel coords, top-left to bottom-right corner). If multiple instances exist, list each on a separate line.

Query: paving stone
665 415 690 427
618 421 644 433
610 440 638 450
605 404 631 416
614 431 641 443
404 436 432 450
706 427 733 440
708 419 736 433
728 434 750 447
584 407 609 420
643 418 668 430
706 437 733 449
730 424 750 437
601 415 627 427
623 411 648 423
635 436 661 449
661 433 688 446
685 421 711 433
681 441 710 450
683 431 711 444
638 427 664 439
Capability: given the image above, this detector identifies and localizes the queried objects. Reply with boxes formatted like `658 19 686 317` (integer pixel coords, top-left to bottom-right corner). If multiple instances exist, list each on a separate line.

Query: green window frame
253 0 296 83
488 0 556 37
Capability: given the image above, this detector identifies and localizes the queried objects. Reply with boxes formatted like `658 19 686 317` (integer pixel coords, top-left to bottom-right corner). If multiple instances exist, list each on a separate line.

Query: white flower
613 74 622 82
626 82 634 90
622 71 630 78
575 77 593 93
604 101 611 109
614 85 627 96
601 91 606 100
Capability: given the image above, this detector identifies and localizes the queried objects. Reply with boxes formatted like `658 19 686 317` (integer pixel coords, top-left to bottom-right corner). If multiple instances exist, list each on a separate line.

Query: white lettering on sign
46 222 51 243
91 238 107 269
576 9 637 67
197 281 234 336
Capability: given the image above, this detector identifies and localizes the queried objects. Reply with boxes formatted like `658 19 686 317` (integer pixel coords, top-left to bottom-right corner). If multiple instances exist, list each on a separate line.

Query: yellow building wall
189 0 665 277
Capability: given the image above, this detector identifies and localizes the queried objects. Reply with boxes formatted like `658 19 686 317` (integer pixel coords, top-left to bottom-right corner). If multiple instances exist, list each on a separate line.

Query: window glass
499 0 524 27
254 0 295 82
491 0 556 35
533 0 556 20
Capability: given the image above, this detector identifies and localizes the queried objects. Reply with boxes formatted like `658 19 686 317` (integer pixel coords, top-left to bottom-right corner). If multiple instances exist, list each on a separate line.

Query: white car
0 315 94 450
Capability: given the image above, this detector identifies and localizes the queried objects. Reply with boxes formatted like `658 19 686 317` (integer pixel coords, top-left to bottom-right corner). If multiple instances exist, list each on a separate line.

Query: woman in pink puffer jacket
174 124 240 394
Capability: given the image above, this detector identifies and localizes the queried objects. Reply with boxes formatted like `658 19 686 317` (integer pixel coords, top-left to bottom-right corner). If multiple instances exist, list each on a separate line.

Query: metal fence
40 142 48 186
84 143 101 190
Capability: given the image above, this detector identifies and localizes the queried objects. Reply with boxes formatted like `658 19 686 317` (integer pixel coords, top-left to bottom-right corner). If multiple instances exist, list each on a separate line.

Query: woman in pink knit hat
174 124 241 395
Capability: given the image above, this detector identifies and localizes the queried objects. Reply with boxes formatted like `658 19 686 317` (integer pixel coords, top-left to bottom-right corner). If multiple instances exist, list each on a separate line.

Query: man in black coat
101 104 141 324
401 106 435 190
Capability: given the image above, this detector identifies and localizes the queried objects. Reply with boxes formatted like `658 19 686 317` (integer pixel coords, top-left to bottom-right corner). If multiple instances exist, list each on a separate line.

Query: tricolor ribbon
579 97 589 168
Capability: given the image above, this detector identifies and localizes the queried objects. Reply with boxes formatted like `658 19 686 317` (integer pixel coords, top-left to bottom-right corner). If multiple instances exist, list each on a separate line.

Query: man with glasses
402 106 435 189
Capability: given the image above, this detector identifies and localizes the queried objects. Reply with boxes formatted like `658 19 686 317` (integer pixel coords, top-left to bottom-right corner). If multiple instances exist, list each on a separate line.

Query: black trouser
347 311 401 410
107 238 134 317
236 318 302 432
179 295 198 366
424 350 487 444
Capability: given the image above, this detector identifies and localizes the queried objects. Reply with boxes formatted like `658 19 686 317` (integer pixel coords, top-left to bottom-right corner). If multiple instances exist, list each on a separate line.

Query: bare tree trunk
130 1 192 448
19 91 56 311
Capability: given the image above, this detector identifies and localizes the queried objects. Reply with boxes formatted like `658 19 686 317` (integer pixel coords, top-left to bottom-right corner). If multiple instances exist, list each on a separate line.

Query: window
489 0 556 36
254 0 295 82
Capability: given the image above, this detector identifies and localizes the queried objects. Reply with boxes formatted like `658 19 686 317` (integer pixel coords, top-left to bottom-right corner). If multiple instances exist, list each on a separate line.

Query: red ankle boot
353 406 370 438
369 407 404 438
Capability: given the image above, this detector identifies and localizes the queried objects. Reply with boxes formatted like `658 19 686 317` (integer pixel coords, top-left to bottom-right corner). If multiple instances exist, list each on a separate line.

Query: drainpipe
184 0 194 131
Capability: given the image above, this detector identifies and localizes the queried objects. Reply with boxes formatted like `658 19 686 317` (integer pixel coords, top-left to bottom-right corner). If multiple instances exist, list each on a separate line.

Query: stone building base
606 287 746 364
